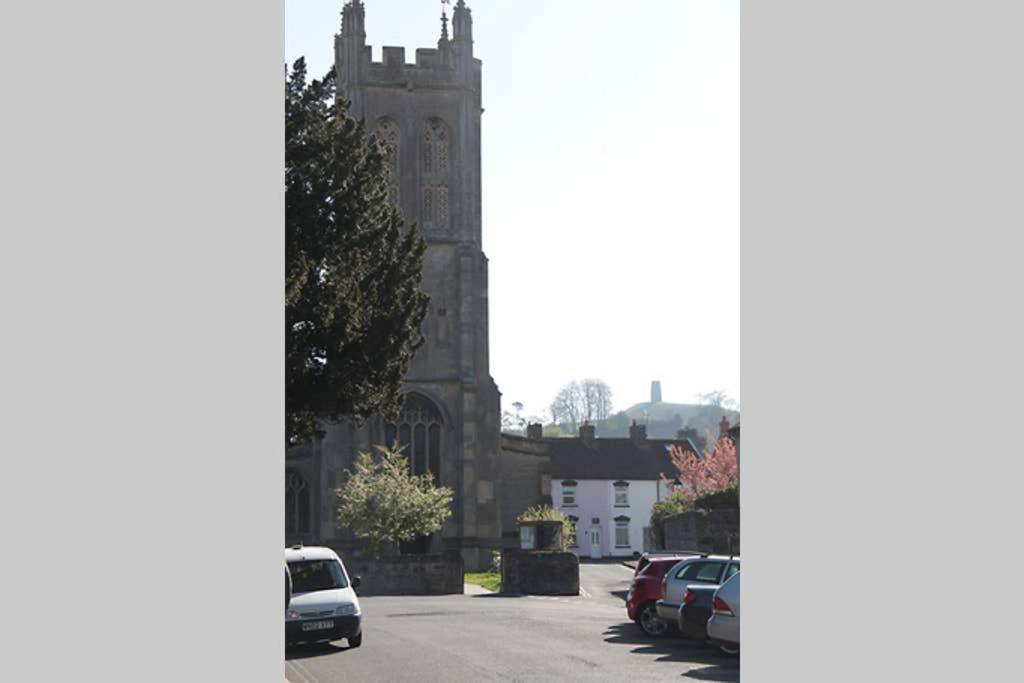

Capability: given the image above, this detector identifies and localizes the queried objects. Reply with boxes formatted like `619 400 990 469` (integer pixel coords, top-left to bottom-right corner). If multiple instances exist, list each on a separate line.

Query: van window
288 559 349 593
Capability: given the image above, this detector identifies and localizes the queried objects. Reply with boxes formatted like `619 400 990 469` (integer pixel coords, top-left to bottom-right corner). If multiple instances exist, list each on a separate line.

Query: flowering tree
661 434 738 500
336 446 453 557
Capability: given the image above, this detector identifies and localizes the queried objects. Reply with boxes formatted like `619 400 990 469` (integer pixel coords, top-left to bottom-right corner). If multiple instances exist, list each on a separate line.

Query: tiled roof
546 437 699 481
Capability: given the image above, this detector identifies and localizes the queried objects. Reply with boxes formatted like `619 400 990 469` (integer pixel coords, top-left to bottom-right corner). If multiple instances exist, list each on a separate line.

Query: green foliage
542 424 570 438
286 58 429 445
464 572 501 592
694 485 739 510
650 491 696 527
517 505 574 549
335 446 453 557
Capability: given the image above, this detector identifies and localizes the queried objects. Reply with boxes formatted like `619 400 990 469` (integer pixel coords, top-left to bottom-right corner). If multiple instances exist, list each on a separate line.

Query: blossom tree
661 434 738 500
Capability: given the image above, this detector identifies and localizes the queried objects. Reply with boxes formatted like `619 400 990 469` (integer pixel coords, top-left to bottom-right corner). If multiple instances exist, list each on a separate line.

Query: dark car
626 554 699 636
678 584 740 655
677 585 717 640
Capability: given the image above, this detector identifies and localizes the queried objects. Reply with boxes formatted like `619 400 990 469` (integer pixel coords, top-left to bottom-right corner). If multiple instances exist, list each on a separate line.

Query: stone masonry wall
500 550 579 596
662 508 740 556
498 434 551 549
339 553 464 596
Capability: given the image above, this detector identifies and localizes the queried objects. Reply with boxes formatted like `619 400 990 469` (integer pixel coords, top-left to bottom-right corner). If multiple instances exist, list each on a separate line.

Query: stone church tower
286 1 503 571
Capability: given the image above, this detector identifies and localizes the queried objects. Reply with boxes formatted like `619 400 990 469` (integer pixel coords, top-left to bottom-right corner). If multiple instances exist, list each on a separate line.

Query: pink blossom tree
661 434 738 500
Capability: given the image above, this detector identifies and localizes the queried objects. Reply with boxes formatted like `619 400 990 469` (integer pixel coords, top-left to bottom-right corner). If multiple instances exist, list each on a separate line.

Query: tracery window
385 394 443 484
421 118 451 230
285 468 310 535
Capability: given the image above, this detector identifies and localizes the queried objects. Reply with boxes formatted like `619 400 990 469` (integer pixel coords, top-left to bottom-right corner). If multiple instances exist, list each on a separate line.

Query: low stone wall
501 550 579 596
338 553 464 596
662 508 740 555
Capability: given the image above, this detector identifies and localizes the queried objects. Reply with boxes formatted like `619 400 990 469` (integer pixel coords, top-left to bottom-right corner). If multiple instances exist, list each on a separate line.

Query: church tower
286 1 502 571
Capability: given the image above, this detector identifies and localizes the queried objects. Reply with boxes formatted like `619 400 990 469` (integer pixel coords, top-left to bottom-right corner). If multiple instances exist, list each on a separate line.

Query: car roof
285 545 341 562
667 555 741 568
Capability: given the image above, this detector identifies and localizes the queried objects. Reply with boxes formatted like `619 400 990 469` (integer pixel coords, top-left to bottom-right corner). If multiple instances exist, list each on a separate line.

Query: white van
285 545 363 648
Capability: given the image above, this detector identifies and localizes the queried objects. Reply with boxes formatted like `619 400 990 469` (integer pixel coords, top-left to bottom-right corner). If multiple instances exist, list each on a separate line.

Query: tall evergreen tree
286 58 429 445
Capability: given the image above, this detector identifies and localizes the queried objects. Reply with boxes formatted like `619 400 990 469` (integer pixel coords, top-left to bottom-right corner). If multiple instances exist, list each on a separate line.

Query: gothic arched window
385 394 443 484
421 118 451 231
374 117 400 206
285 468 310 535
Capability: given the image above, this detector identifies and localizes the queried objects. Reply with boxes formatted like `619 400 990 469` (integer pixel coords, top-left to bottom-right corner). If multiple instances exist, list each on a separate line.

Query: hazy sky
286 0 739 420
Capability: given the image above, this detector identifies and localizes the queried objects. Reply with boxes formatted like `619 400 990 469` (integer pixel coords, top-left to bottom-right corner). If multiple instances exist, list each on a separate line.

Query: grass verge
464 571 501 592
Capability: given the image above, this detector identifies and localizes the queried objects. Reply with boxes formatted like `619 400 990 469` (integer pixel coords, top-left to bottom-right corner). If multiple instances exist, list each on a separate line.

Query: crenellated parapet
336 0 479 98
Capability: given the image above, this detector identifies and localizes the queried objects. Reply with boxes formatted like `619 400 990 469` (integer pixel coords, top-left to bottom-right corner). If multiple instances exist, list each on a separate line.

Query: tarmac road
285 561 739 682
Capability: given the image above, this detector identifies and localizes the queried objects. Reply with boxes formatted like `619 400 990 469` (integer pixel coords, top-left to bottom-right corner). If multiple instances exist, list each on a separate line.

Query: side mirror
351 576 362 589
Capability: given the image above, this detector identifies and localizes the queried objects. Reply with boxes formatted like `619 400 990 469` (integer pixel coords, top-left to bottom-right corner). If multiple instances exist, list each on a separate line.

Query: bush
335 446 453 557
517 505 574 550
650 491 695 527
694 485 738 510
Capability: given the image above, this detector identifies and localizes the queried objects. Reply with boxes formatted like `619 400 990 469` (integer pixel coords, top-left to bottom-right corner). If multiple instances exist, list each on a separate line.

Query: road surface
285 561 739 682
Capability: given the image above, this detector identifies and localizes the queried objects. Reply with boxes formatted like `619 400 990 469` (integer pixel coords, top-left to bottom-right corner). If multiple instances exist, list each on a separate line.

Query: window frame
614 515 631 548
613 480 630 507
561 480 578 507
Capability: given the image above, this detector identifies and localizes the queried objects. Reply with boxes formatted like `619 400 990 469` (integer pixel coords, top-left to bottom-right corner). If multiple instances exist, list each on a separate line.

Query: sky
286 0 739 420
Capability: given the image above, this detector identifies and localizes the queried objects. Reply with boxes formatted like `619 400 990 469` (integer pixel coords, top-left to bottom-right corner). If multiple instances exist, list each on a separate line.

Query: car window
694 562 725 582
675 562 704 580
725 563 740 580
288 559 348 593
677 561 725 583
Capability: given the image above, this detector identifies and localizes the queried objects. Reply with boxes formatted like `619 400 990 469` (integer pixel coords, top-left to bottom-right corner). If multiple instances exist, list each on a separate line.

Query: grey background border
4 1 283 681
4 0 1024 681
744 0 1022 680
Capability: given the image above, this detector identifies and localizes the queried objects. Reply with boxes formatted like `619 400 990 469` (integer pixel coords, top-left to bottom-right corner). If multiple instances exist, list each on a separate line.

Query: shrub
335 446 453 557
694 485 738 510
517 504 574 550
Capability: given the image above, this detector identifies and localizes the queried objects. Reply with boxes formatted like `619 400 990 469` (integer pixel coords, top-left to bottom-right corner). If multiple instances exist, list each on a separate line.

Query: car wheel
718 643 739 656
348 633 362 648
636 603 669 637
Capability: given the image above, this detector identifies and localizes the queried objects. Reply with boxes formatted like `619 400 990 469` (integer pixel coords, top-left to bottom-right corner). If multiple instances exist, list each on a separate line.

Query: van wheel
348 633 362 648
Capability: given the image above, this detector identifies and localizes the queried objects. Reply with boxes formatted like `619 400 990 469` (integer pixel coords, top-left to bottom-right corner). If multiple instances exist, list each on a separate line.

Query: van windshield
287 559 348 593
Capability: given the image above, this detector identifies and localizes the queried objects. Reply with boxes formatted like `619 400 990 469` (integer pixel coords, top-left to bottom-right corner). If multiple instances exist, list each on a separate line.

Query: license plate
301 620 334 631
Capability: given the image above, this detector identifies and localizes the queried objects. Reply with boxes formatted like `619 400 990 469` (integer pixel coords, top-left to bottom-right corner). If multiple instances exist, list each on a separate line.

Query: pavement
285 563 738 682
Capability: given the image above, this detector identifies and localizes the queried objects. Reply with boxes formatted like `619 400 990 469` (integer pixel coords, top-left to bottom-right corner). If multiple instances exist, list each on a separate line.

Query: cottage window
561 480 577 507
614 516 631 548
613 481 629 507
567 516 579 547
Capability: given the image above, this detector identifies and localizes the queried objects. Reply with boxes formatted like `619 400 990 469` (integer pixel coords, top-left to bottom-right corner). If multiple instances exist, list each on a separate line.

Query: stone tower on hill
651 381 662 403
285 1 502 571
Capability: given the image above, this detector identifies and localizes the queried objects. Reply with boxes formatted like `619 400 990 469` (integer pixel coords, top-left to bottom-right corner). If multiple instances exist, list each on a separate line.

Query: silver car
655 555 740 624
707 571 740 654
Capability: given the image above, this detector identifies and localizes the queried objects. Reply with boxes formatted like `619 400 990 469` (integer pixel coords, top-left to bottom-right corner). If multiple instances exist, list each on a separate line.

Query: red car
626 554 697 636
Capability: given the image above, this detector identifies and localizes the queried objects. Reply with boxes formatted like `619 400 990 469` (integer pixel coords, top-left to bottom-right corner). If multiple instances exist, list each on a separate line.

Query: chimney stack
719 416 731 438
630 419 647 446
579 422 596 446
526 423 543 441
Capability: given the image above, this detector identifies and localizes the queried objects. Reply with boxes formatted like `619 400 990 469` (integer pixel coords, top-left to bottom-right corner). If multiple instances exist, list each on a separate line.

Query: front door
589 527 602 559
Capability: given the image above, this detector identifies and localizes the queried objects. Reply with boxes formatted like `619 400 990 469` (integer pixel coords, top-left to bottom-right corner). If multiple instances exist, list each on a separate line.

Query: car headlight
286 610 300 620
336 603 358 616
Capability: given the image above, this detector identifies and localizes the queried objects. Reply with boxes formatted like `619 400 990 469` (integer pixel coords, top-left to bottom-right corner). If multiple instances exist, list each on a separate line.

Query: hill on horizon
534 401 739 441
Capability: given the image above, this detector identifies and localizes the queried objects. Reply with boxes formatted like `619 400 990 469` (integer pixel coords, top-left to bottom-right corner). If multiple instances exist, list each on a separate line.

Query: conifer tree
286 58 429 445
